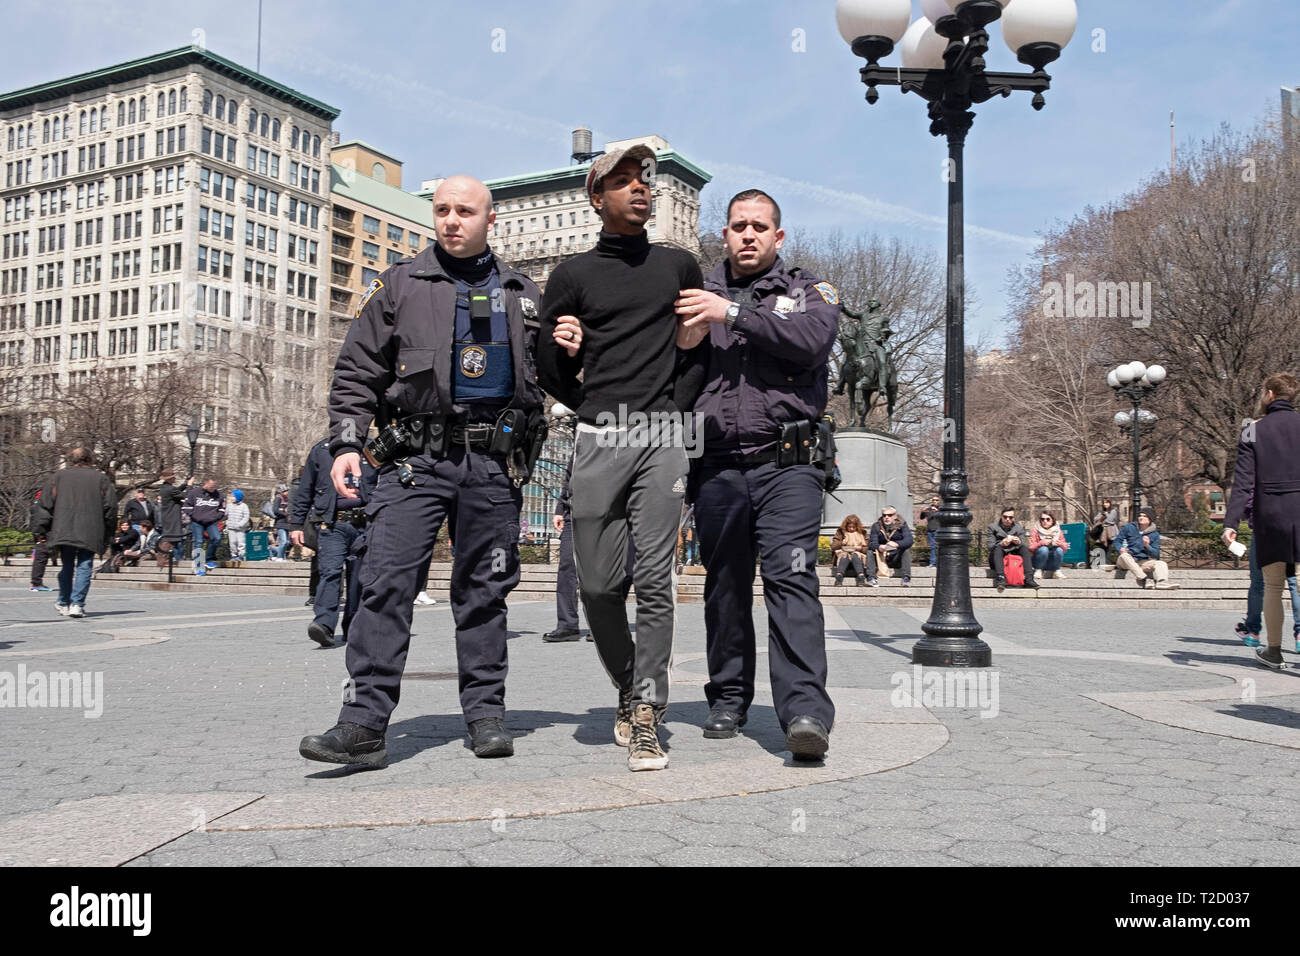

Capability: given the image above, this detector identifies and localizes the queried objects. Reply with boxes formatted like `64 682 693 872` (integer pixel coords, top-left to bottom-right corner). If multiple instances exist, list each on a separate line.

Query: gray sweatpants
569 423 686 711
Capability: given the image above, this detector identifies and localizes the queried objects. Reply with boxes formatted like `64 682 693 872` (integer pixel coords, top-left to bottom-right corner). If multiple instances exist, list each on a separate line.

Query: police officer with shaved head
299 175 547 766
676 189 840 761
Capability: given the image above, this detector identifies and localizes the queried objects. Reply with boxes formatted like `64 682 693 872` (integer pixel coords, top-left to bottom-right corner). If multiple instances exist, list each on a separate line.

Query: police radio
363 420 413 469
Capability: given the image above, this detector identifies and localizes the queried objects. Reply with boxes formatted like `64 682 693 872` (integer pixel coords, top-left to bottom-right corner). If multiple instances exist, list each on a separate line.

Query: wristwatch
724 302 741 329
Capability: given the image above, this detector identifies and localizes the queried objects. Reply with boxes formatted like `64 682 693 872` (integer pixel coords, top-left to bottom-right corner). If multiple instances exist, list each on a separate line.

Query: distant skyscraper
1283 86 1299 143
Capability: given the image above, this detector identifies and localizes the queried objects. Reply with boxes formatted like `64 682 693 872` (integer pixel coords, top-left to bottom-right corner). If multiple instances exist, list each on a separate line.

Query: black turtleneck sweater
537 230 704 423
434 242 495 284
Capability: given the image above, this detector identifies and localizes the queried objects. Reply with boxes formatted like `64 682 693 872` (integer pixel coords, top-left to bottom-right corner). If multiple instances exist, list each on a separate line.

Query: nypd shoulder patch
355 278 384 318
813 281 839 306
519 296 538 318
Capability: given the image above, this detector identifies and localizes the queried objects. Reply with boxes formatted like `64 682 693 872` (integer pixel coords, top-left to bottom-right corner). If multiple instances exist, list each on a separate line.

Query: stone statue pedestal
822 431 912 535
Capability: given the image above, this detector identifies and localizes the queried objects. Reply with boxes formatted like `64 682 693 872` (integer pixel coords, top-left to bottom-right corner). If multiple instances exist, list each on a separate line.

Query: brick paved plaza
2 581 1298 867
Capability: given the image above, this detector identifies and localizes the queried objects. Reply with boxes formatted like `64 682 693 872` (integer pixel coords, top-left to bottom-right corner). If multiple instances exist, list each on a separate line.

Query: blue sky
3 0 1294 343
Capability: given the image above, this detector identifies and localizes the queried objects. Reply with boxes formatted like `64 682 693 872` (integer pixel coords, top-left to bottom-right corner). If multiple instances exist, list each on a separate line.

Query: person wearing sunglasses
866 506 913 587
1028 510 1067 579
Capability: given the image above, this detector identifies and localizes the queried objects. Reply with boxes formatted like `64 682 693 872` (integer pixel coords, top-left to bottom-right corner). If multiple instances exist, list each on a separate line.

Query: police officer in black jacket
291 436 377 648
676 189 840 761
299 175 545 766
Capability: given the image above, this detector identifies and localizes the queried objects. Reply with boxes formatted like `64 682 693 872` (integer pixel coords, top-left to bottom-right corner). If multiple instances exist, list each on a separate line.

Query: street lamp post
1107 362 1166 523
837 0 1078 667
186 411 201 479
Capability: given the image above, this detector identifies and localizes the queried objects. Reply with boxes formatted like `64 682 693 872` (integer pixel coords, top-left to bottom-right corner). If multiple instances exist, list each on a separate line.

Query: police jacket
290 438 378 530
329 243 545 458
696 257 840 458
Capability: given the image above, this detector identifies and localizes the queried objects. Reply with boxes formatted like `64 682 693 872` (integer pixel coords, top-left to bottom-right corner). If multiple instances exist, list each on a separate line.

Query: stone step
1 560 1248 580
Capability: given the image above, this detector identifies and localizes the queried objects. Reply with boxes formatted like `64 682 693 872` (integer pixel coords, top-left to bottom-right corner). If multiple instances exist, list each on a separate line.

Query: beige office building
327 140 434 352
0 46 338 485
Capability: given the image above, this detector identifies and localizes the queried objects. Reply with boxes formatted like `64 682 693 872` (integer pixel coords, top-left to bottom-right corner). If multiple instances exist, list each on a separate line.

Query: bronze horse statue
834 300 898 430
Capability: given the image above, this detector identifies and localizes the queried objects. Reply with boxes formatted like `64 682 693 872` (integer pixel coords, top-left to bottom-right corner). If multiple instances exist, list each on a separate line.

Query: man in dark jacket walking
29 489 54 591
30 447 117 618
183 478 226 575
1224 372 1300 669
157 468 187 565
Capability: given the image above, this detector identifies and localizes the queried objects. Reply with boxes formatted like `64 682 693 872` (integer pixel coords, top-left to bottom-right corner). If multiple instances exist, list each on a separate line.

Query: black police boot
785 715 830 762
543 626 582 643
702 708 747 739
304 594 316 607
468 717 514 758
299 722 387 766
307 622 334 647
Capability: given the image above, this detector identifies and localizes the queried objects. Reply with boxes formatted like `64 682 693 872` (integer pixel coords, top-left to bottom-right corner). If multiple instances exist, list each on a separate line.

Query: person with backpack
987 506 1038 592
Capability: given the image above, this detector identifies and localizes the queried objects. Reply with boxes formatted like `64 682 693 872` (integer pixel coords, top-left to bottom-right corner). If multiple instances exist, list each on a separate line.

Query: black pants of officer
556 518 579 630
338 446 522 733
313 520 362 639
693 460 834 732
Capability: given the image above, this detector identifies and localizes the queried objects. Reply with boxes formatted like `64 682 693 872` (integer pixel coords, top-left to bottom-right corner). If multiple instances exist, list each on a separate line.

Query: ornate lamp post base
914 468 990 667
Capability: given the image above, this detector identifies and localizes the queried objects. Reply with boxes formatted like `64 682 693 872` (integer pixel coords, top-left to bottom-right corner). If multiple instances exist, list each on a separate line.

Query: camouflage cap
585 144 657 200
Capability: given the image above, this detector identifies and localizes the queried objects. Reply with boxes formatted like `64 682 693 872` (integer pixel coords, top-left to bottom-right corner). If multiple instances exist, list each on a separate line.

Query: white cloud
703 160 1040 249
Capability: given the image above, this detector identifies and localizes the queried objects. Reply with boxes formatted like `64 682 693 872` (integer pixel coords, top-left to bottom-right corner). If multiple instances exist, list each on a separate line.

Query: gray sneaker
1256 646 1285 670
68 604 84 618
627 703 668 771
614 685 635 747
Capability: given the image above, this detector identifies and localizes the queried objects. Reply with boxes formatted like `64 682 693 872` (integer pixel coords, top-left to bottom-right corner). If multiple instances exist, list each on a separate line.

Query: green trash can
246 530 270 561
1060 522 1088 566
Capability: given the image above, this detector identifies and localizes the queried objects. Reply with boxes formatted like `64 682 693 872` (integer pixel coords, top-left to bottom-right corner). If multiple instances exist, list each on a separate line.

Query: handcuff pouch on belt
506 408 548 488
776 420 815 468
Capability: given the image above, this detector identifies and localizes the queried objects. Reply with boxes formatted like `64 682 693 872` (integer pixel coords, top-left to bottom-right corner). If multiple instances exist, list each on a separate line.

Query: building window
362 215 379 234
